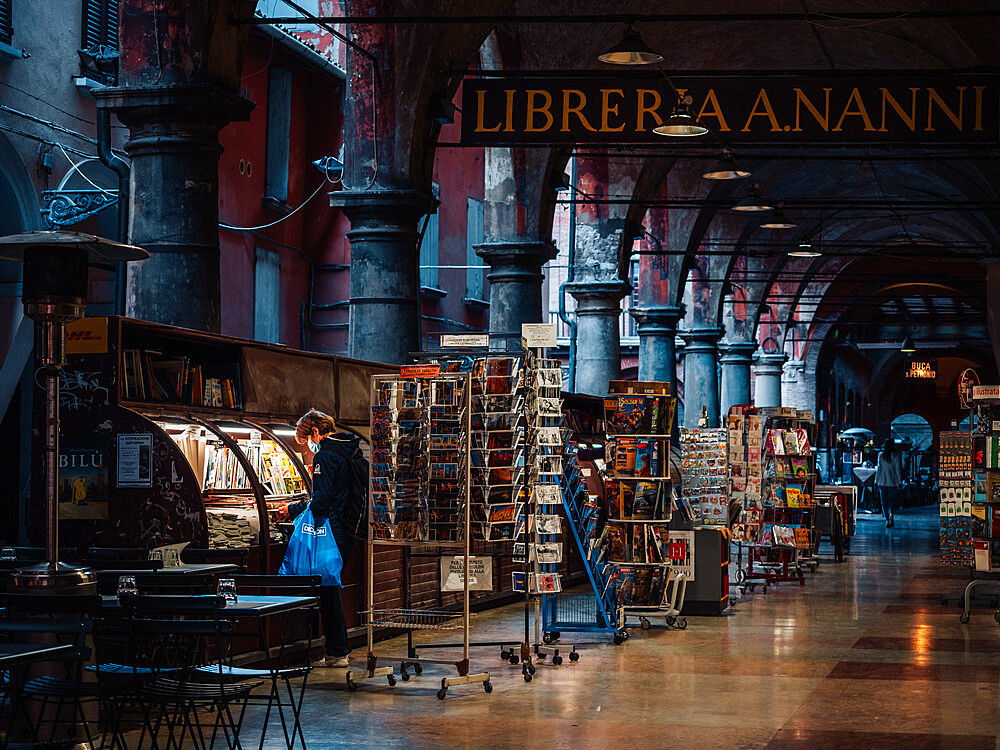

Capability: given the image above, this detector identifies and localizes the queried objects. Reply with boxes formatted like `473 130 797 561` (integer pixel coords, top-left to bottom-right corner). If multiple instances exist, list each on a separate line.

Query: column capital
679 326 724 353
475 241 559 284
719 340 758 365
565 280 631 315
753 351 789 376
94 83 254 128
329 188 435 220
782 357 806 381
630 305 686 334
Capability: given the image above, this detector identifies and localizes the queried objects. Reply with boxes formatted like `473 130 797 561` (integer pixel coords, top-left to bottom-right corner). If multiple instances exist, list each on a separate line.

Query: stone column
475 241 558 351
329 189 434 365
630 305 684 386
95 87 252 332
754 352 788 408
681 327 723 427
566 280 630 396
719 341 757 419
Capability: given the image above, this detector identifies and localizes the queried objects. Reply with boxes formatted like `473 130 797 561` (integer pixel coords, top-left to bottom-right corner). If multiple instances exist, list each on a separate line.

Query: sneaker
317 656 350 668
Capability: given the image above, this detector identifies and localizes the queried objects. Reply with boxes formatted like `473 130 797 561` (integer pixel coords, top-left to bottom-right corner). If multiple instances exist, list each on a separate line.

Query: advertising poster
58 440 109 520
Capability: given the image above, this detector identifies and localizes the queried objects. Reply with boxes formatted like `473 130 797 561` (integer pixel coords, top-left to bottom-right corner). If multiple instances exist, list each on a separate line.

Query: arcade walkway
276 509 999 749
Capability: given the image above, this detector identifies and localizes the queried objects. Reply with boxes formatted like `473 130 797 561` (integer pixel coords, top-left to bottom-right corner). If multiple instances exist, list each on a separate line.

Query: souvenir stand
600 381 686 636
730 407 815 592
349 371 491 698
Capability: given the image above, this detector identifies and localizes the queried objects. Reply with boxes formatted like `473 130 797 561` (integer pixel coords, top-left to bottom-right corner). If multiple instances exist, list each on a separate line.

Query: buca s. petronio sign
460 73 998 145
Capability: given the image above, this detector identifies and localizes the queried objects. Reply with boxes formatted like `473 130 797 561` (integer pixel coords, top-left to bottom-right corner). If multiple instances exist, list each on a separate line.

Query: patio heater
0 231 148 592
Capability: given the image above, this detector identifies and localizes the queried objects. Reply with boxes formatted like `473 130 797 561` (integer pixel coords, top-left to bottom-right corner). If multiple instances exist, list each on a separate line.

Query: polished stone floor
254 507 1000 749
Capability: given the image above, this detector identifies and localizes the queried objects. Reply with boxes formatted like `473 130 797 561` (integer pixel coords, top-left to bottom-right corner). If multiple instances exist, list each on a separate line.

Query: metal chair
94 572 215 596
181 548 251 574
96 594 259 749
197 575 320 749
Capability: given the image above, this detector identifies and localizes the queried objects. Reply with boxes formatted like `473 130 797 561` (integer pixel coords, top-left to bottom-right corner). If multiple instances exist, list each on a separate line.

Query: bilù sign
462 72 998 145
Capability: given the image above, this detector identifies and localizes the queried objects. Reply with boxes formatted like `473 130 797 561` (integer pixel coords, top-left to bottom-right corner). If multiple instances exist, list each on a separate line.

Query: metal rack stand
347 372 491 698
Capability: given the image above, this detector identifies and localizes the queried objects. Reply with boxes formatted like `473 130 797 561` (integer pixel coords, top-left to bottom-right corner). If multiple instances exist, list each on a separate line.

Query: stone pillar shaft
566 281 630 396
681 327 723 427
631 305 684 386
475 241 558 351
720 341 757 420
95 85 252 332
330 189 434 365
754 352 788 408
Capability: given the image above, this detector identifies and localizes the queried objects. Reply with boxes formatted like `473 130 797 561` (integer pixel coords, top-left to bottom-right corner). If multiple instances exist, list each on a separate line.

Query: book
604 396 648 434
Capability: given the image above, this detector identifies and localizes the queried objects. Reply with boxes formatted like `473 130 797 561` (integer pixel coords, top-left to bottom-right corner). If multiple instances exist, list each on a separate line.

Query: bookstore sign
461 73 999 145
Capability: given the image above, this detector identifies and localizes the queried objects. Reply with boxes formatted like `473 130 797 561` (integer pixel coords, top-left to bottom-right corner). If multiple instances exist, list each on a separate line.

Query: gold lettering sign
462 74 998 145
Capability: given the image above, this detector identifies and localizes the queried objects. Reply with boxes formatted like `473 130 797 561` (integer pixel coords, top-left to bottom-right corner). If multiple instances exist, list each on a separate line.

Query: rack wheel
640 617 651 630
483 681 493 693
960 611 971 624
500 649 510 661
551 631 561 640
747 584 756 593
569 651 580 662
414 664 423 675
527 663 536 675
736 569 747 584
346 677 358 692
508 654 519 665
386 674 396 687
542 632 555 644
762 585 769 594
994 611 1000 624
665 615 676 627
523 672 532 683
436 687 448 700
552 655 563 666
400 670 410 681
678 618 688 630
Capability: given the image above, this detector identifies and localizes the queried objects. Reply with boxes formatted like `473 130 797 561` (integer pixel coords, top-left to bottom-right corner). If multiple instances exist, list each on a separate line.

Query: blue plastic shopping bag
279 509 343 587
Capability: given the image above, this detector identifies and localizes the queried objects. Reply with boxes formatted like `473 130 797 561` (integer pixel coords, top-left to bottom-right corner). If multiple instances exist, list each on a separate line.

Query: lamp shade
900 336 916 353
703 153 750 180
653 99 708 137
788 243 821 258
759 206 796 230
598 27 663 65
732 184 773 212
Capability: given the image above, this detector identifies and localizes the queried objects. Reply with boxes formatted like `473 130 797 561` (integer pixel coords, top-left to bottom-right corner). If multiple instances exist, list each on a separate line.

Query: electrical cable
219 171 337 231
55 142 115 195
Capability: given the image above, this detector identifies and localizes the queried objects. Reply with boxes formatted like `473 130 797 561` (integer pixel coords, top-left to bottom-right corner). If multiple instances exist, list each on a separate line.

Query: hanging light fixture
703 149 750 180
598 23 663 65
653 95 708 137
732 183 773 212
788 242 821 258
899 335 916 353
760 203 797 229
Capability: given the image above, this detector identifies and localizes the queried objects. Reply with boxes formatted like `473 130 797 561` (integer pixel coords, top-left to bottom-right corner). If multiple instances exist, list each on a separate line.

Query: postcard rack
729 407 815 591
347 372 491 699
513 348 580 679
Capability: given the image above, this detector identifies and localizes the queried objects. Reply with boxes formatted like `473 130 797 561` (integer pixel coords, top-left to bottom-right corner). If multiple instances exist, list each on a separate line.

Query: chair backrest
87 547 150 561
3 592 102 616
0 617 92 663
95 572 215 596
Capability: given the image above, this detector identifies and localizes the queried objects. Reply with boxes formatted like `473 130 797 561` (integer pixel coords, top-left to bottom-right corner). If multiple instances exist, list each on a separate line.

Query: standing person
286 409 361 668
876 441 902 528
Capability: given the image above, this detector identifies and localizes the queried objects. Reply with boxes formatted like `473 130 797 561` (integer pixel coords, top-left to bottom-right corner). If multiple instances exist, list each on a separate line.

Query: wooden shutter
81 0 118 49
465 197 485 300
264 67 292 203
0 0 11 46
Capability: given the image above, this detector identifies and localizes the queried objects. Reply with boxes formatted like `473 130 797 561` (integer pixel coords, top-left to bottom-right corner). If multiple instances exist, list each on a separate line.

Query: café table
0 642 78 749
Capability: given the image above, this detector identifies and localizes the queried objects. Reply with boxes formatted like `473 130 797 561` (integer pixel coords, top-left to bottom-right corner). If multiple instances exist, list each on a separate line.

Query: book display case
730 407 816 590
44 315 396 578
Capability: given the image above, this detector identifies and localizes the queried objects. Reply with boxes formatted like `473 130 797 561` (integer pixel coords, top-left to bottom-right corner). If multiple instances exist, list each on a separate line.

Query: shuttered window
254 248 281 344
264 67 292 203
81 0 118 50
0 0 12 46
465 198 485 300
418 189 440 289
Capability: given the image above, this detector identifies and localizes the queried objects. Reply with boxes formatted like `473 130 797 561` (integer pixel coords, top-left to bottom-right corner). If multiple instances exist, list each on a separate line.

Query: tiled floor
250 507 1000 749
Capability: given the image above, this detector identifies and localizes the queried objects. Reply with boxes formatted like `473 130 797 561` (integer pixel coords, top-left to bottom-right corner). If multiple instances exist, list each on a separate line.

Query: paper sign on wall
521 323 557 348
440 556 493 591
440 334 489 348
117 433 152 488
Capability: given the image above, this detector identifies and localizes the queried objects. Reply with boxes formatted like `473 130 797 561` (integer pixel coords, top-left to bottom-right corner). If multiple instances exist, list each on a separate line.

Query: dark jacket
288 433 359 524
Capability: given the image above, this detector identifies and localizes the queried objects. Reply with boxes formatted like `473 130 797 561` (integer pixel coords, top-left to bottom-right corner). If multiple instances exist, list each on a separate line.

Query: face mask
307 439 320 454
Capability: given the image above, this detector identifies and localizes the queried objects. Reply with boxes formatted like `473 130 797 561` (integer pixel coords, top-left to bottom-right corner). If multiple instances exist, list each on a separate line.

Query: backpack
327 439 370 541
